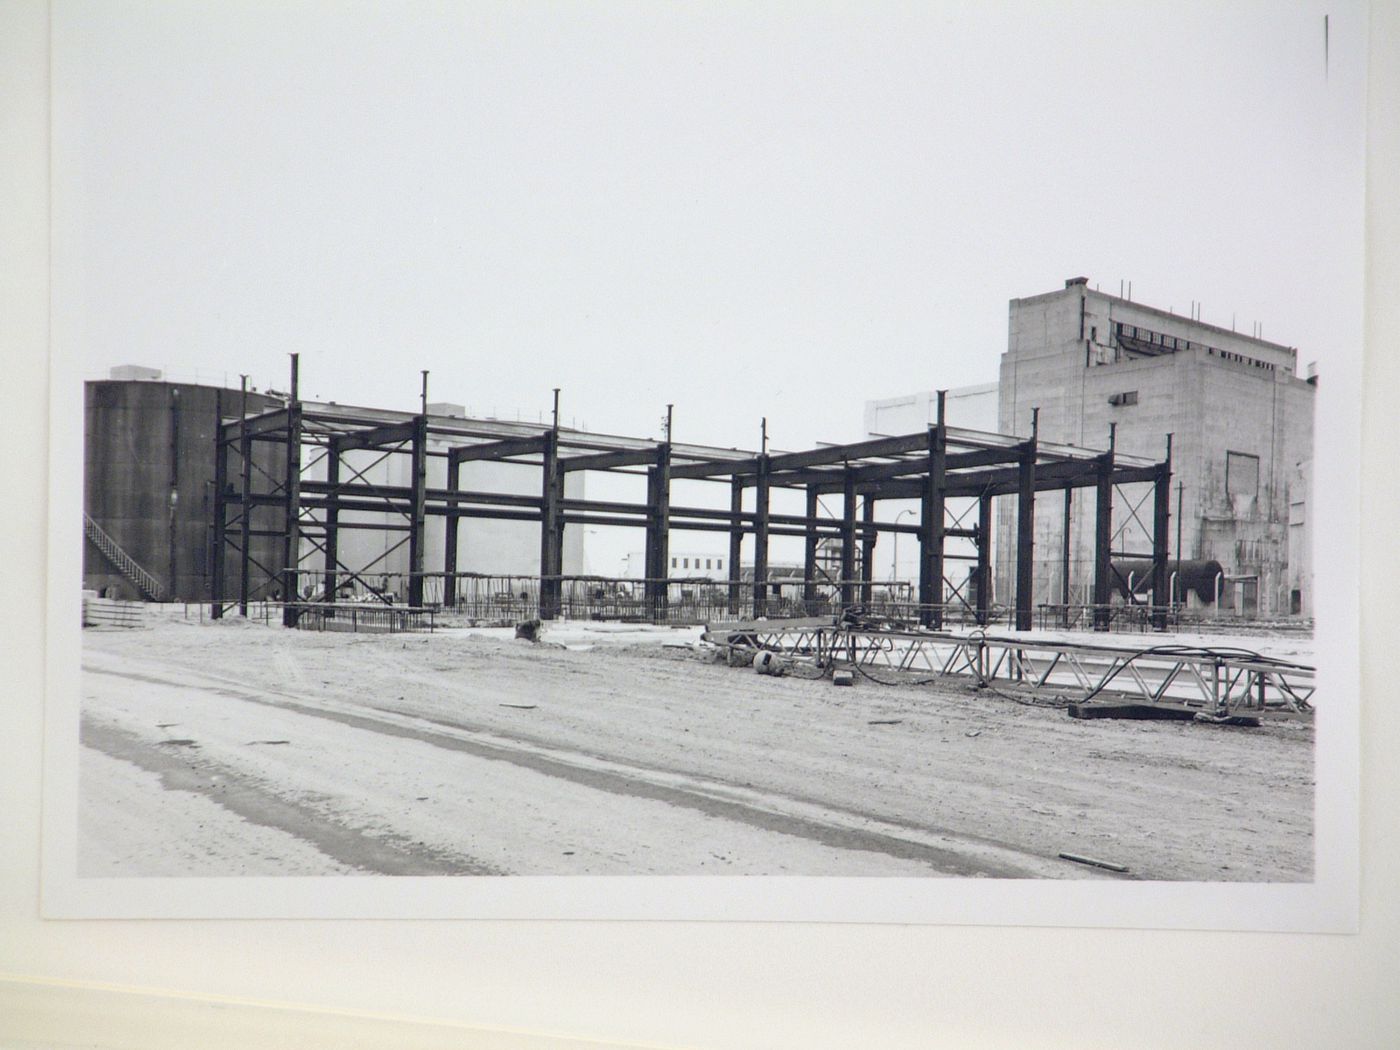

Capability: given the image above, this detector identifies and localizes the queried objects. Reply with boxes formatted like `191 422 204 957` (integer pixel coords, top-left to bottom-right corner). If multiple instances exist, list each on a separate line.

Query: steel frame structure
211 362 1173 630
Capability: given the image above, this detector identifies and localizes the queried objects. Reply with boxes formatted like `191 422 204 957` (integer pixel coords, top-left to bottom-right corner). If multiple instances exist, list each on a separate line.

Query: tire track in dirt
86 662 1115 878
82 717 503 876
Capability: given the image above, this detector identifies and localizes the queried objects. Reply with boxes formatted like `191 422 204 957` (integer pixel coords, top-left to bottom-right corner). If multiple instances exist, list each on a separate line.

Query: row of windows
1113 322 1278 372
671 556 723 571
1115 322 1198 354
1208 347 1277 371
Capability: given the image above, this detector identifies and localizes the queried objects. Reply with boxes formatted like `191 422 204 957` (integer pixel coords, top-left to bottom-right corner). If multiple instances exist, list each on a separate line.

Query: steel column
976 493 992 626
210 391 227 616
238 412 252 616
281 356 303 626
803 486 819 604
860 495 876 604
1014 439 1036 631
322 436 340 603
538 428 562 619
728 477 744 614
840 470 856 606
645 442 671 619
1150 434 1173 630
407 414 428 607
1093 448 1115 632
443 449 460 607
920 398 948 628
1061 486 1072 617
752 455 771 614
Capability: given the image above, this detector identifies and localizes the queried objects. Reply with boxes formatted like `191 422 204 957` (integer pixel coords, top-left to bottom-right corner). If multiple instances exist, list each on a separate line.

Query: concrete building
862 279 1316 619
996 278 1316 617
864 382 999 437
623 550 730 579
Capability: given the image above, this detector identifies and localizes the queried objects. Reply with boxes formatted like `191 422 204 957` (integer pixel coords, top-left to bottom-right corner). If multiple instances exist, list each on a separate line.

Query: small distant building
624 550 729 579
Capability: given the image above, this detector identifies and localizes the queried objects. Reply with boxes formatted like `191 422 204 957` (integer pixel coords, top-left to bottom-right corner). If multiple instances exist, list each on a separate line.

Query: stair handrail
83 513 166 601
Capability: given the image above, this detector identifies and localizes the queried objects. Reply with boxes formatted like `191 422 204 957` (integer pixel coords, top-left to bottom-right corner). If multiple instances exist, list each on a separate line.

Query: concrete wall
863 383 999 437
995 282 1316 616
84 381 283 602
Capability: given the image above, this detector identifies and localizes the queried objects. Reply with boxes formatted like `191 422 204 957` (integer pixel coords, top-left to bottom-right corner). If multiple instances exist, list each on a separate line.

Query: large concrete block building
863 278 1316 619
997 278 1315 618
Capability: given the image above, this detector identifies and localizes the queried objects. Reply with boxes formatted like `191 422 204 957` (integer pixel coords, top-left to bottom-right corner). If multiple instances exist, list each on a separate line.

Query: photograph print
48 1 1363 926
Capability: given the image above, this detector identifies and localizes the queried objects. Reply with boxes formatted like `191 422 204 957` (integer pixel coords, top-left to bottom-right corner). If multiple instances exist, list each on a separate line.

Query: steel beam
332 420 417 454
562 447 662 473
670 456 761 481
767 432 934 473
451 434 550 465
237 409 291 440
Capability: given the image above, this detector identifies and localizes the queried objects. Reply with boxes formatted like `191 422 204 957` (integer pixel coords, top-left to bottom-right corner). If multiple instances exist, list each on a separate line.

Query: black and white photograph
41 0 1363 931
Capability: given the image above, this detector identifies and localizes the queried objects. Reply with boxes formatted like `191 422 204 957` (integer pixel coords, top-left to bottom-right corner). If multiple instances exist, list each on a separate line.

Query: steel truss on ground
702 620 1315 719
211 360 1173 631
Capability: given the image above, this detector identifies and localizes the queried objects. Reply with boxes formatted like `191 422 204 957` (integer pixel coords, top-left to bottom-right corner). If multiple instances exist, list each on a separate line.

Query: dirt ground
77 618 1314 881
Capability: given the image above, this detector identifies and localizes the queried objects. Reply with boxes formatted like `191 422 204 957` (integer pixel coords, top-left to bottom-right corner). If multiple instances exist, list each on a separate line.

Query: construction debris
1058 851 1130 874
753 651 790 677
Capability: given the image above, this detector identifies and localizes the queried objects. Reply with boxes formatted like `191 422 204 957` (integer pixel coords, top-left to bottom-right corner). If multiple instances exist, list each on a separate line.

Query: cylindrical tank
1111 558 1226 604
84 380 283 602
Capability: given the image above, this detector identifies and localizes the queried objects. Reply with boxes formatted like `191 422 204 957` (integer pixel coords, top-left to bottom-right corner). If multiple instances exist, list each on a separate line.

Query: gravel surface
78 618 1315 880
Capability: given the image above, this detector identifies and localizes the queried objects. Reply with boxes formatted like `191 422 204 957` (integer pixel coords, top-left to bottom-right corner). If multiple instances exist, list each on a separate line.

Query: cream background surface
4 2 1398 1046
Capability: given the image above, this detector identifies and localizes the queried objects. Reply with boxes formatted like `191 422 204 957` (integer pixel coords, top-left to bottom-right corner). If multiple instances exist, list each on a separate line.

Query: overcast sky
55 0 1365 454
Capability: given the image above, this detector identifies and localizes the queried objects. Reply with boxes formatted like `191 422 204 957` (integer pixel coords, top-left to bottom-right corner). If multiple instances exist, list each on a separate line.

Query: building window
705 558 712 570
717 559 724 571
1226 451 1260 498
671 557 677 569
1107 391 1139 407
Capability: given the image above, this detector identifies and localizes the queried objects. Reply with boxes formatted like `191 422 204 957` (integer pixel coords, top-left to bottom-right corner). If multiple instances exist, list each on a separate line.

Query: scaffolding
211 362 1174 631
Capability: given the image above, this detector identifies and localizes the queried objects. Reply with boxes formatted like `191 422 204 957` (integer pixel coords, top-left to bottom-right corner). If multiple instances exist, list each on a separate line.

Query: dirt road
78 619 1314 880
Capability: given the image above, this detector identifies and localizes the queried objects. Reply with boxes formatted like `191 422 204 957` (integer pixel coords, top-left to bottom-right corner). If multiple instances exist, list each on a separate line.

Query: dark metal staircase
84 513 166 601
